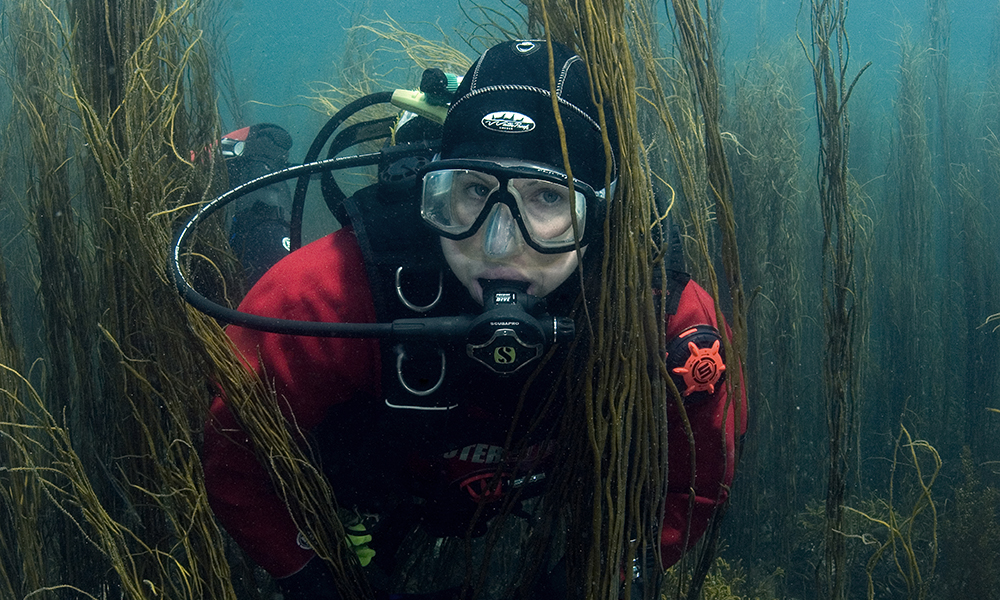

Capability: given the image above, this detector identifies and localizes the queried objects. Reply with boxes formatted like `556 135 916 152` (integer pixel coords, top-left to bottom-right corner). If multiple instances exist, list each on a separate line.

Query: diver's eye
520 183 569 208
537 188 566 205
453 172 497 203
467 183 492 199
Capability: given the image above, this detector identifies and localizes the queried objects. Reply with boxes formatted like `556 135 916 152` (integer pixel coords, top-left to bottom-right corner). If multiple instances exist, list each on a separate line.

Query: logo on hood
481 111 536 133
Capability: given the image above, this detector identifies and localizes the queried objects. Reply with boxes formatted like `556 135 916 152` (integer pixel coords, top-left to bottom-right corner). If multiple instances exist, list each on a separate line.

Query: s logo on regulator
494 346 517 364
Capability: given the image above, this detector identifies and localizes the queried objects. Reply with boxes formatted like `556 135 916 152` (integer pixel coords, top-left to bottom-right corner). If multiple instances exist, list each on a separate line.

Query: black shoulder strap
340 149 444 322
340 147 465 415
653 216 690 316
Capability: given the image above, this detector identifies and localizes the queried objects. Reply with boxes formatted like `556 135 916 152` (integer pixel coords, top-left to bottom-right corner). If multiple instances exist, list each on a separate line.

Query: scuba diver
221 122 294 287
195 40 747 600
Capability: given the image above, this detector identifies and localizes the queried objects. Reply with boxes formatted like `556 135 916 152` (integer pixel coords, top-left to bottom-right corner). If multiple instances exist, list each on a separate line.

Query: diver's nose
481 203 522 258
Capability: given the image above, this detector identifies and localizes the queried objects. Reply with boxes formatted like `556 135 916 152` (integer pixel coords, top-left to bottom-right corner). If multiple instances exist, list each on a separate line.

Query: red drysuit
202 227 747 579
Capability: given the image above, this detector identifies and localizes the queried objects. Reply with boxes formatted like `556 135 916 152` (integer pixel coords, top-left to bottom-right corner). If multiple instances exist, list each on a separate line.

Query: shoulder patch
665 324 726 402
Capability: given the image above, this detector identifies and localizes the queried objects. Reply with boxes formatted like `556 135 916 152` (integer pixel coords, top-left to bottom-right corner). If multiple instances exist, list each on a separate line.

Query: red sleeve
659 279 748 568
202 229 381 578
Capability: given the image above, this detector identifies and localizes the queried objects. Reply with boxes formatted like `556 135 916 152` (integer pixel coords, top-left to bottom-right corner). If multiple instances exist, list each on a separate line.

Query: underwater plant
798 0 871 598
937 447 1000 600
663 555 785 600
846 424 940 600
0 0 245 597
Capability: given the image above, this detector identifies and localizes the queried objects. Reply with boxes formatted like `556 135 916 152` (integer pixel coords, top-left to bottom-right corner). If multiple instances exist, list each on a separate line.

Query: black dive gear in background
228 199 290 286
224 123 293 287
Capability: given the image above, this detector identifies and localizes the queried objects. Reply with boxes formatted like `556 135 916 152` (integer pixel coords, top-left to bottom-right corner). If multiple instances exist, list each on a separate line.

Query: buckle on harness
385 345 455 410
395 266 443 313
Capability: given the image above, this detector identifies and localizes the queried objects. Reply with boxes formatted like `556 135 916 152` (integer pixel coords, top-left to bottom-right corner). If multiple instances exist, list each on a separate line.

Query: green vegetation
0 0 243 598
0 0 998 599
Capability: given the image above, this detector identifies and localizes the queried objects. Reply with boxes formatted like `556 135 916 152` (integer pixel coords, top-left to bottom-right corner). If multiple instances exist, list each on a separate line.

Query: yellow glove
345 523 376 567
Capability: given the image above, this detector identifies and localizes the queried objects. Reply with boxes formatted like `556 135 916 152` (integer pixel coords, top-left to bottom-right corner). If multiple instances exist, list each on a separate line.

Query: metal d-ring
386 346 455 410
395 267 443 313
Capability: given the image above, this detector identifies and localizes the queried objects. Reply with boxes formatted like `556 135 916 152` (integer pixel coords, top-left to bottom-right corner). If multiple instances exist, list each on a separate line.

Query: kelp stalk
662 1 749 595
1 0 245 597
799 1 870 598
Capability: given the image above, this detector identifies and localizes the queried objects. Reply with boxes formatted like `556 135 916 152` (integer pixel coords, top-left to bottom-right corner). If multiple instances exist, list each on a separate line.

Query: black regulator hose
168 150 482 340
169 88 575 356
290 91 395 250
171 152 393 337
171 178 575 350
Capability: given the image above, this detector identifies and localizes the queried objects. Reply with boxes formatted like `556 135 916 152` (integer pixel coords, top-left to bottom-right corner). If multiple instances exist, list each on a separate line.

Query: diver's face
441 201 582 304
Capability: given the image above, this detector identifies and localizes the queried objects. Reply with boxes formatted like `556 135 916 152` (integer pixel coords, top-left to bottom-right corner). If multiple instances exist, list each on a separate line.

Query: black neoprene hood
441 40 618 191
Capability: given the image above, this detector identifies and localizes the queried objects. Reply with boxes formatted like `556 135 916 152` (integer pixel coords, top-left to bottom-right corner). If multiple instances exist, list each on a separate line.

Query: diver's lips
476 269 529 283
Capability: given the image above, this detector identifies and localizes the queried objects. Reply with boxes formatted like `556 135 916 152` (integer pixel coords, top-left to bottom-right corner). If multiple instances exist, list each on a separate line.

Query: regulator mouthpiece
465 279 574 374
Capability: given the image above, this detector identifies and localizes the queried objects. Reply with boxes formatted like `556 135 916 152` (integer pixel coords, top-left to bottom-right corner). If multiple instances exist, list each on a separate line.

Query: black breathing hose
171 176 571 349
170 153 393 336
168 150 483 340
289 91 395 250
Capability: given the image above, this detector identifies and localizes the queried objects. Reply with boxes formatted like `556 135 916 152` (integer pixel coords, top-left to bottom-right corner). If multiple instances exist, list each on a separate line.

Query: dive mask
419 159 606 254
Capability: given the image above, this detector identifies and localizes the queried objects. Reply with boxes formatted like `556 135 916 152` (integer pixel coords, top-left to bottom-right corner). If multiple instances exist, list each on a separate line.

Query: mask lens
422 170 501 236
509 178 586 248
421 165 592 251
